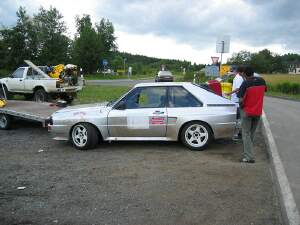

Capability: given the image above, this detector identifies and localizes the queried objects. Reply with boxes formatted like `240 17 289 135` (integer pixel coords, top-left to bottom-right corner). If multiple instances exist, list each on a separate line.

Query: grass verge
265 91 300 101
84 74 153 80
74 85 130 105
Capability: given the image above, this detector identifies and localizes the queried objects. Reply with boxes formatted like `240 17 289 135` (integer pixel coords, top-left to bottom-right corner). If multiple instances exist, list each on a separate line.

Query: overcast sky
0 0 299 64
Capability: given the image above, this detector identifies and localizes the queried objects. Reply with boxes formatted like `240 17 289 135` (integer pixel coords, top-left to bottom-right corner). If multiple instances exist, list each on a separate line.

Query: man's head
244 66 254 78
236 65 245 75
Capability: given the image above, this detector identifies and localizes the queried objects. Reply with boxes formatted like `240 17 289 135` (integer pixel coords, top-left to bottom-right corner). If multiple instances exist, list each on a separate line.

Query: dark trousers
240 109 260 160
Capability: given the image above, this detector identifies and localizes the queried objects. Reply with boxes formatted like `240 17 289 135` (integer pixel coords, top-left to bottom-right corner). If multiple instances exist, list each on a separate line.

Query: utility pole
123 58 127 78
220 40 224 67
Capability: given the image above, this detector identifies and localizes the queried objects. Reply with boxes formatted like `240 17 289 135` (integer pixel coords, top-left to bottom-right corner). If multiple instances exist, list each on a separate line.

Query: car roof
134 82 235 105
134 82 189 88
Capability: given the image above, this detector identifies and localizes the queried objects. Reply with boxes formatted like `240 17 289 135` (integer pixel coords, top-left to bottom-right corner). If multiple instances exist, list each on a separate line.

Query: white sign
127 112 149 129
216 35 230 53
205 65 219 77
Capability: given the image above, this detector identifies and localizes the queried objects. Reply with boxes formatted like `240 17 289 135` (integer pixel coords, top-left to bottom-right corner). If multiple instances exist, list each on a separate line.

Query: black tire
71 123 99 150
180 121 213 151
63 95 74 104
34 88 48 102
0 114 12 130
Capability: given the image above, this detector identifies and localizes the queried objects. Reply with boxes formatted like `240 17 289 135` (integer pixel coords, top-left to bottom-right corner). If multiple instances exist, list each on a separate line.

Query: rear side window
168 86 202 107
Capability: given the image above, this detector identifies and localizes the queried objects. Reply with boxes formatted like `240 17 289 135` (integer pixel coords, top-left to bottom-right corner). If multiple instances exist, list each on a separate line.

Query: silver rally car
48 82 237 150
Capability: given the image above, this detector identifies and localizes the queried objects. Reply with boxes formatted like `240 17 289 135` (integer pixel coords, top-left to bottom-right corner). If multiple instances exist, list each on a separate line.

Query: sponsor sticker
150 116 165 125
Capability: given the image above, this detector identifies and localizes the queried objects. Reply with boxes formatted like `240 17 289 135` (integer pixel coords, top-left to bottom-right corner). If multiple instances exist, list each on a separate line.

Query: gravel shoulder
0 120 282 225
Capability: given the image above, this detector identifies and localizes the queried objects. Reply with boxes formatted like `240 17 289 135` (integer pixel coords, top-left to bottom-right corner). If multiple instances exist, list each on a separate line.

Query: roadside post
216 35 230 68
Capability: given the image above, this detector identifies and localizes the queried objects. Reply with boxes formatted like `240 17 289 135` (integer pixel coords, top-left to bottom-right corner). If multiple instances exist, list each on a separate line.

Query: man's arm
237 82 246 99
226 88 239 96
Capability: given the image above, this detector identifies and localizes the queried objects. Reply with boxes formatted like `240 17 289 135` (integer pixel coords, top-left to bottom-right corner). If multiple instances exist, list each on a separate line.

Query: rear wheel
34 88 48 102
71 123 99 150
0 114 12 130
180 122 213 151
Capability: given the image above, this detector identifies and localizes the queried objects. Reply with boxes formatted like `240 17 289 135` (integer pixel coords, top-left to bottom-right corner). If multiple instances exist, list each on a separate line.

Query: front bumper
48 124 71 141
156 76 174 82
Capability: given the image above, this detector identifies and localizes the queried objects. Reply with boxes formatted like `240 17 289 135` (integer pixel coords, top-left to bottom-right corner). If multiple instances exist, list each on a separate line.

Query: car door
24 67 37 93
7 67 26 92
107 86 168 137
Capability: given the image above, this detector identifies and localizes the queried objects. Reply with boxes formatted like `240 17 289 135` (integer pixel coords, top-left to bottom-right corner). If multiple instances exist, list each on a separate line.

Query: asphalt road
264 96 300 213
86 79 153 86
0 120 282 225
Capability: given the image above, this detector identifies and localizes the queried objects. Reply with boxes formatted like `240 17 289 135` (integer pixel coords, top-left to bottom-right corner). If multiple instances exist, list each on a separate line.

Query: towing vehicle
0 60 82 103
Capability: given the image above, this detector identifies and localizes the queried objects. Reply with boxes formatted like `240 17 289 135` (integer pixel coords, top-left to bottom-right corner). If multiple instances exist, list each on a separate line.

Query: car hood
55 102 109 114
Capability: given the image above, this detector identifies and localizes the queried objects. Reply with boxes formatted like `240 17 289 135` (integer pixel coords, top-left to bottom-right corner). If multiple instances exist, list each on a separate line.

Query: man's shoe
240 158 255 163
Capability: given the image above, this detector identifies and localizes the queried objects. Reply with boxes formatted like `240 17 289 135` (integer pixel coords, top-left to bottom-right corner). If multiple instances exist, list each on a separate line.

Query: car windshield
158 71 172 76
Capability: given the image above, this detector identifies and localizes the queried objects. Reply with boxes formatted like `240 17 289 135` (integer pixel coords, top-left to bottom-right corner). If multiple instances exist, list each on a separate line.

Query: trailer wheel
34 88 48 102
0 114 12 130
71 123 98 150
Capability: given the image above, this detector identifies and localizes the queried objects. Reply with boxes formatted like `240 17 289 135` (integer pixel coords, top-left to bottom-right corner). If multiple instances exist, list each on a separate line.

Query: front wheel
0 114 12 130
180 122 213 151
71 123 99 150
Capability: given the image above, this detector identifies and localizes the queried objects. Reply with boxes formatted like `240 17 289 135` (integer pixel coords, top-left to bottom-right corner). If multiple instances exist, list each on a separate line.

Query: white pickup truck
0 61 82 103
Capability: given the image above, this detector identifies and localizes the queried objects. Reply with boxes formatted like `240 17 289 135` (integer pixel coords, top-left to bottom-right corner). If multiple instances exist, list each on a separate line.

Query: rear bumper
211 122 236 139
55 86 82 93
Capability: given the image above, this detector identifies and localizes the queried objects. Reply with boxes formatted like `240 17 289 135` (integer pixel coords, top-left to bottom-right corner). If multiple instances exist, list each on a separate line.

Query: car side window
11 68 25 78
125 87 167 109
168 86 202 107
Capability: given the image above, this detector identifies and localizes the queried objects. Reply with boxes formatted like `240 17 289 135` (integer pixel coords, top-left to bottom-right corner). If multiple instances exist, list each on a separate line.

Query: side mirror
115 101 126 110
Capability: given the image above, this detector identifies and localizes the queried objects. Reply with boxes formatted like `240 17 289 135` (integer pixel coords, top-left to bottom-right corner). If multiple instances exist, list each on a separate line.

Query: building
288 61 300 74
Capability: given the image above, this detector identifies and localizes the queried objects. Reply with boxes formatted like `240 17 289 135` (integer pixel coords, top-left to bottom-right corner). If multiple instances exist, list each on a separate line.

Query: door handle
153 110 164 114
19 79 23 81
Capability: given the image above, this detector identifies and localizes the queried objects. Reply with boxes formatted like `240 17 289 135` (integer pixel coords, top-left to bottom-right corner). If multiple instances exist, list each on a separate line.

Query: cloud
0 0 299 63
96 0 300 52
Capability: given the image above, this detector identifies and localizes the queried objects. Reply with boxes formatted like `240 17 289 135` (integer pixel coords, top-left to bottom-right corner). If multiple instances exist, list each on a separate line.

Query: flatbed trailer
0 100 60 129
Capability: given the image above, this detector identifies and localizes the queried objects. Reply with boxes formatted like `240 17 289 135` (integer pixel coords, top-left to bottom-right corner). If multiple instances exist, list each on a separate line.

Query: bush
183 71 208 83
269 82 300 94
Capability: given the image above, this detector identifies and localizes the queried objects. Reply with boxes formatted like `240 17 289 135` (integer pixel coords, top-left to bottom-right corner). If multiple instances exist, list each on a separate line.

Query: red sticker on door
150 117 165 125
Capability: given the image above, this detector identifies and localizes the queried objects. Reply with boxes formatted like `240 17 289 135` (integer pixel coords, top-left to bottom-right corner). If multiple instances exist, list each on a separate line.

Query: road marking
262 111 300 225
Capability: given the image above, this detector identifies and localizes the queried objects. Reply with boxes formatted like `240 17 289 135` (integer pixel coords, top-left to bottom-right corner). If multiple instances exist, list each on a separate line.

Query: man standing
237 66 267 163
226 66 244 140
228 66 244 103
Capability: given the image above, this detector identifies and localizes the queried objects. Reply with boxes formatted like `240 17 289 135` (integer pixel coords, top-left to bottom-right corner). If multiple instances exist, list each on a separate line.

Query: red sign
151 117 165 125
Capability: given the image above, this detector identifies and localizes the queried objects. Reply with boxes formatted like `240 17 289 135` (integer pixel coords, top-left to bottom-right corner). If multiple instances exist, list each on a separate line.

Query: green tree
0 7 38 69
111 55 123 70
96 18 117 55
34 6 70 65
72 15 104 73
227 50 251 65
